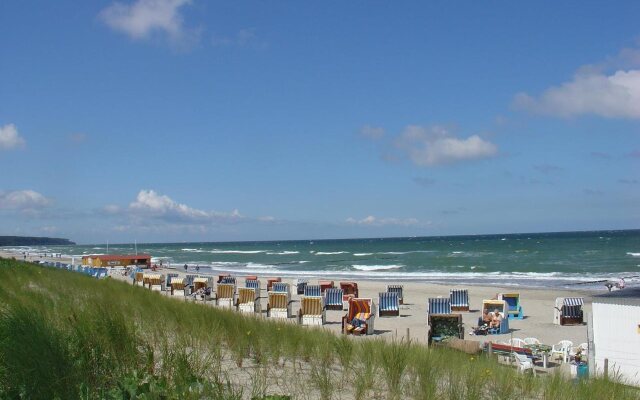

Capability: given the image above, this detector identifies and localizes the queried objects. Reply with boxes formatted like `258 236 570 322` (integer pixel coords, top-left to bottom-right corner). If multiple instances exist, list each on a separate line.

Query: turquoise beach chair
498 293 524 320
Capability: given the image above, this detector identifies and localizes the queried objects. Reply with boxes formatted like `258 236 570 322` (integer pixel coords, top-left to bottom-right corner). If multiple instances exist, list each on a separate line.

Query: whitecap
266 251 300 255
209 250 267 254
627 252 640 257
315 251 349 255
353 253 374 256
352 264 403 271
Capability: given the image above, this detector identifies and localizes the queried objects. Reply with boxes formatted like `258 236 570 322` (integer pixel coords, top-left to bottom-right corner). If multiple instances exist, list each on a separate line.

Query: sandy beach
4 250 592 349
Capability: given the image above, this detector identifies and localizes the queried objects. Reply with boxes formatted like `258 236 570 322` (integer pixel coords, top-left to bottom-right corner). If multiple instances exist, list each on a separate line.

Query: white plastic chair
551 340 573 363
509 338 527 348
512 352 536 375
524 337 540 345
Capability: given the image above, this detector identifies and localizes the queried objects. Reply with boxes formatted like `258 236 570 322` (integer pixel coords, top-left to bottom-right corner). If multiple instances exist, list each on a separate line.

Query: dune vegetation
0 258 637 399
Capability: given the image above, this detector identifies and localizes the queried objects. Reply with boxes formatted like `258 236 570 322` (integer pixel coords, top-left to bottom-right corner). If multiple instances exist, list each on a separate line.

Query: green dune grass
0 258 637 399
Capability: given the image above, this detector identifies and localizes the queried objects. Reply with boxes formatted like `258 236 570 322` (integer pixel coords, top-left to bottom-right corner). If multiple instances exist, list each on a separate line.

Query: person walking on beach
184 263 188 272
196 265 200 273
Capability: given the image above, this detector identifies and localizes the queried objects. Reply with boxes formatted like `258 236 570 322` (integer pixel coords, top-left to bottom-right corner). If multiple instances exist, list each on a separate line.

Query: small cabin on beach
591 287 640 386
82 254 151 268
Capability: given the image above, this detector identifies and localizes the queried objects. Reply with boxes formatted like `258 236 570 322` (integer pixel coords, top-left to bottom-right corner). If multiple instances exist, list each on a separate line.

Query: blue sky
1 1 639 244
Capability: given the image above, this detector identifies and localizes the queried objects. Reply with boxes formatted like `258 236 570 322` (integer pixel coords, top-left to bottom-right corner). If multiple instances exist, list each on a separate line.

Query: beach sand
4 250 592 349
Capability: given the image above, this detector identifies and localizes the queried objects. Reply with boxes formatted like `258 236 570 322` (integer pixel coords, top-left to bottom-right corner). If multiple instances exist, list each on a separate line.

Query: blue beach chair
387 285 404 304
304 285 322 297
245 279 261 292
378 292 400 317
325 288 344 310
428 298 451 315
449 289 470 312
498 293 524 319
272 282 290 295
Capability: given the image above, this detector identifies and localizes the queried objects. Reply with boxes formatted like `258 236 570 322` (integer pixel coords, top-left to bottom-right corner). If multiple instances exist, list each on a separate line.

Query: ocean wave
266 251 300 255
352 264 403 271
353 253 374 256
245 262 277 269
181 248 203 252
378 251 437 255
209 250 267 254
314 251 349 255
627 252 640 257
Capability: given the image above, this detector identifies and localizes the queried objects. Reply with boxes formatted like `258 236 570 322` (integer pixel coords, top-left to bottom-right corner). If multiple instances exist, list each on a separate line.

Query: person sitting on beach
478 309 492 327
490 309 502 328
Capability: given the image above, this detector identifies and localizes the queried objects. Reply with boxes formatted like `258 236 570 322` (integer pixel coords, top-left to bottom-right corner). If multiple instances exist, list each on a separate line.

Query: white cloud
0 190 51 210
514 69 640 119
100 0 194 43
0 124 26 150
346 215 420 227
360 125 385 140
395 125 497 166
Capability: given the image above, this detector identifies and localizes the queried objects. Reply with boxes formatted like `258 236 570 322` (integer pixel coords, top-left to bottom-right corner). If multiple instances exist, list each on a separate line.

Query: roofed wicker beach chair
237 287 261 314
553 297 584 325
185 274 197 290
293 278 309 295
342 298 376 335
340 281 359 308
147 274 165 291
304 284 322 297
133 271 144 286
245 279 261 293
272 282 290 295
319 280 335 293
387 285 404 304
449 289 470 312
267 277 282 292
498 292 524 319
482 299 510 335
267 291 291 319
378 292 400 317
428 297 452 316
298 296 325 326
220 276 236 285
217 274 231 283
170 276 187 296
324 288 344 310
165 273 179 291
215 282 235 308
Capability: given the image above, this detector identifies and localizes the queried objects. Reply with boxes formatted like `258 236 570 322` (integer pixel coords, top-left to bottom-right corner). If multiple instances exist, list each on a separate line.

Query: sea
6 230 640 290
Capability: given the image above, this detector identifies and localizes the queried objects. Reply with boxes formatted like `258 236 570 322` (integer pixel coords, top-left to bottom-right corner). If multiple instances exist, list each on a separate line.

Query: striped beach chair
267 292 291 319
342 298 376 335
170 277 187 296
192 277 213 301
554 297 584 325
378 292 400 317
216 283 235 308
324 288 344 310
185 274 197 289
245 279 261 293
133 271 144 286
165 273 179 291
294 278 309 295
498 293 524 319
319 280 334 293
428 298 451 315
220 276 236 285
304 285 322 297
340 281 359 309
449 289 470 312
387 285 404 304
267 277 282 292
237 287 260 314
272 282 290 295
147 274 165 291
298 296 325 326
217 274 231 283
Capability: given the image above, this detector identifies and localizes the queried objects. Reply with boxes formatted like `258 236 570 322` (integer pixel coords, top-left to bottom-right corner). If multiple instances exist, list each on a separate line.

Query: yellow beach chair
216 283 235 308
237 287 260 314
298 296 325 326
267 292 291 319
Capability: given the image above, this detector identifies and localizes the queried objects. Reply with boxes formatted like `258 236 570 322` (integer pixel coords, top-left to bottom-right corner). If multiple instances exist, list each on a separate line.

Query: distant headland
0 236 75 246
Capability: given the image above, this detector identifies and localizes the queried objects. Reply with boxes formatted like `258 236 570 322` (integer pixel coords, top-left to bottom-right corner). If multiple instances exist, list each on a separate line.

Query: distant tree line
0 236 75 246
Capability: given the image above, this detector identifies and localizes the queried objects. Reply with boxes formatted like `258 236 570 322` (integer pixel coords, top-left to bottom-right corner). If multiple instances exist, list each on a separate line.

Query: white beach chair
509 338 527 348
524 337 541 345
512 352 536 375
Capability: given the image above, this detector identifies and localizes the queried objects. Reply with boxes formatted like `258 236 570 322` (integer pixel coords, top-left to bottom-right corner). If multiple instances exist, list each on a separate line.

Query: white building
591 288 640 386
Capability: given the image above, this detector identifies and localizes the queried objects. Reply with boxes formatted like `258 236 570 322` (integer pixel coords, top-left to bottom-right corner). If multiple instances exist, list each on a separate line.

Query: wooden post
604 358 609 380
406 327 410 343
488 342 493 356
